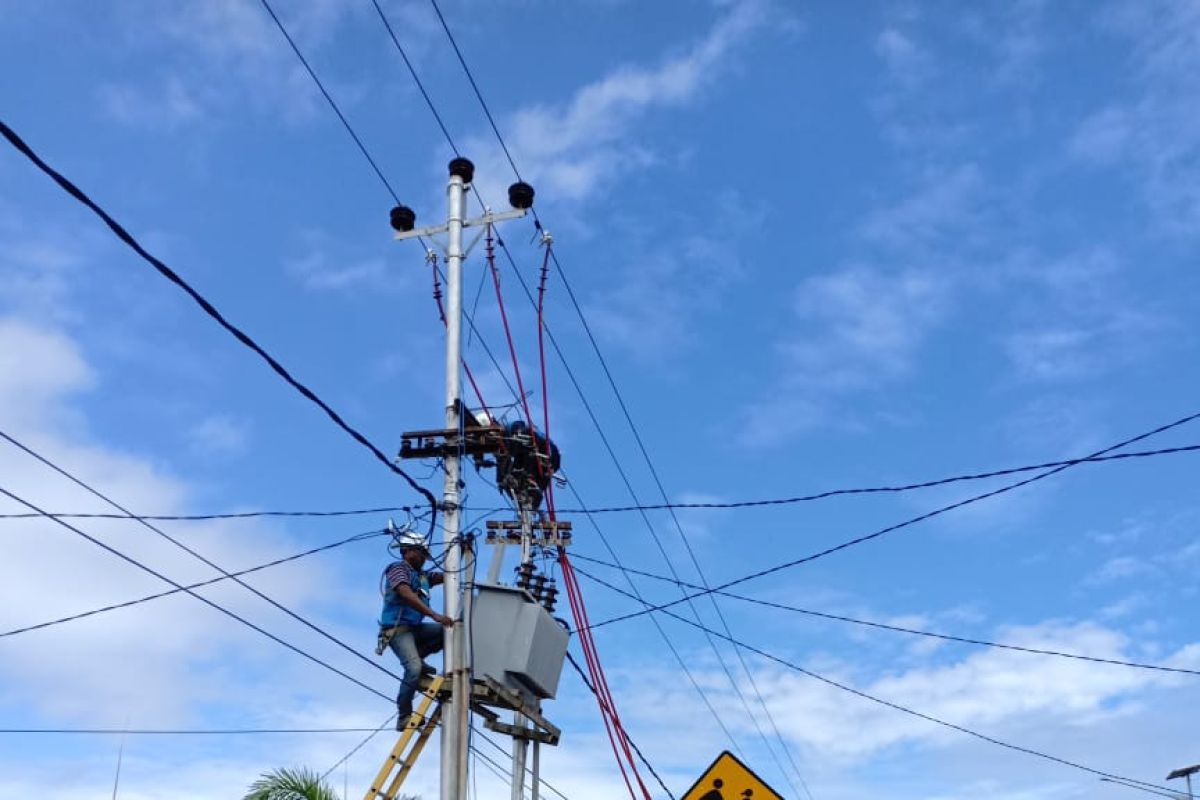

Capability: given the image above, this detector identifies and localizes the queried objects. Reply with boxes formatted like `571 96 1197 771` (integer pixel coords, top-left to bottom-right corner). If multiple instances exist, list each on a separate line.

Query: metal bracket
485 519 572 547
394 208 528 243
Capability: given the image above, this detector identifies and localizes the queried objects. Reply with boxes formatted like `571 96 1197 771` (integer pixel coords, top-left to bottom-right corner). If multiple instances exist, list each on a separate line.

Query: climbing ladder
364 675 445 800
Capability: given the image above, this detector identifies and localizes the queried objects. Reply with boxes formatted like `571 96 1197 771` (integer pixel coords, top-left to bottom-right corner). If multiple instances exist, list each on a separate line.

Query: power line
563 651 676 800
361 9 759 784
408 10 810 791
572 565 1175 795
570 553 1200 678
320 713 396 782
0 506 414 521
545 443 1200 514
0 118 438 530
369 0 460 155
258 0 401 202
0 728 388 735
586 409 1200 631
1 528 387 640
9 441 1197 524
474 729 574 800
0 481 394 702
2 429 409 690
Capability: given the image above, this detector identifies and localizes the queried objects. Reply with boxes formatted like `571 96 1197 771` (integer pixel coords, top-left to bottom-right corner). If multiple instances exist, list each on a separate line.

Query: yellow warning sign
681 751 784 800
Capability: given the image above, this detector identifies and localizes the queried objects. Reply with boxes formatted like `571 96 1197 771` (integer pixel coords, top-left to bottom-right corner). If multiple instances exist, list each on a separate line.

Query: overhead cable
1 529 386 640
546 443 1200 514
0 118 438 532
0 727 386 735
0 482 393 702
570 552 1200 678
564 651 676 800
1 430 407 687
8 441 1197 523
573 566 1173 795
587 409 1200 631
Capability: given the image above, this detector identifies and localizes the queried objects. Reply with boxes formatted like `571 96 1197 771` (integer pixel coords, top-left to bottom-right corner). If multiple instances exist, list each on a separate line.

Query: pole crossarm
395 208 527 243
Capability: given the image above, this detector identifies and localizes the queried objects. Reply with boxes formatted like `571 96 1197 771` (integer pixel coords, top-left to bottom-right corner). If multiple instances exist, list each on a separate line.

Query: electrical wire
1 528 387 640
0 506 417 521
474 729 574 800
2 728 390 735
320 713 397 782
1 429 408 688
573 566 1175 795
563 652 676 800
541 443 1200 514
8 441 1197 524
259 0 401 203
570 553 1200 678
586 409 1200 631
0 118 439 533
0 482 394 702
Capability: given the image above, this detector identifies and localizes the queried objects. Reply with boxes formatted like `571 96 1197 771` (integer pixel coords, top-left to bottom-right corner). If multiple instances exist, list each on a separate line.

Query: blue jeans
387 622 444 716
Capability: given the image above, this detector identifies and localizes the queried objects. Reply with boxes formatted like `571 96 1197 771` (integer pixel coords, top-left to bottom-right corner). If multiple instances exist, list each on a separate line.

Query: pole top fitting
449 157 475 184
508 181 535 210
390 205 416 232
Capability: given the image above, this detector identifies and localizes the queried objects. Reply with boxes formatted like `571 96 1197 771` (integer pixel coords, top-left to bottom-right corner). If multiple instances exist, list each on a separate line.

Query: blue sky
2 1 1199 799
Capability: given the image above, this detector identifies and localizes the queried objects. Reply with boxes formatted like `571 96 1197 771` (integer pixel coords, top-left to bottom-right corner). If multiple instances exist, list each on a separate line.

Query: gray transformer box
472 583 569 702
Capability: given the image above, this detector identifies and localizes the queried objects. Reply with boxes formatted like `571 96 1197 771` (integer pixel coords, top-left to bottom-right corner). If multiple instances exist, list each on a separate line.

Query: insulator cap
508 181 535 209
449 157 475 184
390 205 416 232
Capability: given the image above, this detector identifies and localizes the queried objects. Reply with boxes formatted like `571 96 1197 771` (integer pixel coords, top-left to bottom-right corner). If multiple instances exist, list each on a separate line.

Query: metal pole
440 160 469 800
531 736 540 800
1186 774 1193 800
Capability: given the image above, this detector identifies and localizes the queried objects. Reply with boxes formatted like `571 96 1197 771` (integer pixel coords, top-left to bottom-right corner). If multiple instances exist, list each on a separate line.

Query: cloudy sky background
1 1 1199 799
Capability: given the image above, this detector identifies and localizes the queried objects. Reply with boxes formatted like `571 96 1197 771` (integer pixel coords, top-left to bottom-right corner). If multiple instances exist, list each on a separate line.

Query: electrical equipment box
471 583 568 702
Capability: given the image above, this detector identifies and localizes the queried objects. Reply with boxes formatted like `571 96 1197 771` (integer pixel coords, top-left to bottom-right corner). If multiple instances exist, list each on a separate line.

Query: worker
377 530 454 729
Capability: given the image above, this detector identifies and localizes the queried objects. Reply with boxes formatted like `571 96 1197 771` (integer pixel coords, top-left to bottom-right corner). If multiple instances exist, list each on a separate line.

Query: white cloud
744 265 951 442
187 414 251 456
1069 2 1200 234
462 0 773 206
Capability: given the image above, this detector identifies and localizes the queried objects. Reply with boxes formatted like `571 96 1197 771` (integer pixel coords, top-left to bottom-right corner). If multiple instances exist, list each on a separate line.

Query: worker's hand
434 613 455 628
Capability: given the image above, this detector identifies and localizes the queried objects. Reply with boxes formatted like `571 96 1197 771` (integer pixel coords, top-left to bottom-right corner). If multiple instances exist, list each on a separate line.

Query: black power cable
5 442 1196 523
1 429 407 687
570 553 1200 678
0 118 438 533
587 409 1200 631
547 443 1200 514
573 565 1175 795
1 529 387 640
563 651 676 800
0 506 414 521
0 482 393 702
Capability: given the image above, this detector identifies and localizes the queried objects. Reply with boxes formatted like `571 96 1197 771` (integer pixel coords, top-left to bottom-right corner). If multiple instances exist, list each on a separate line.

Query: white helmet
388 518 431 554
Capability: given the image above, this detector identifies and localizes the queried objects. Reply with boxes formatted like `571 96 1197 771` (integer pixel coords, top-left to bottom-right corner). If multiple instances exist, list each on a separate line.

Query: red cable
560 551 637 799
559 551 652 799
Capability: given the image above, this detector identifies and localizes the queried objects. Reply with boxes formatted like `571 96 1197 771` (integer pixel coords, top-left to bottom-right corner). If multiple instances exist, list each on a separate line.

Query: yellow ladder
363 675 445 800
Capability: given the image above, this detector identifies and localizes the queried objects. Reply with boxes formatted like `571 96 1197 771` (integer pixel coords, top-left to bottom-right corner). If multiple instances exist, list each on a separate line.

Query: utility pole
391 158 533 800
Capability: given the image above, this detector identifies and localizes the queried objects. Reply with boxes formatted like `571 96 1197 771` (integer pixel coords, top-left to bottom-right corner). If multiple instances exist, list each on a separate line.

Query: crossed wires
0 429 406 696
0 119 437 535
587 408 1200 631
570 565 1177 796
416 3 813 792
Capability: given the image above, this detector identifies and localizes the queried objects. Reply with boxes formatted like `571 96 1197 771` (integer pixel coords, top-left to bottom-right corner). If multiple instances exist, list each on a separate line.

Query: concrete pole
440 159 469 800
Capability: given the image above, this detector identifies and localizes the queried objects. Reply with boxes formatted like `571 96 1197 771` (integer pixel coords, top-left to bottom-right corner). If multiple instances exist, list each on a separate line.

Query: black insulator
449 157 475 184
507 181 535 210
531 574 547 601
542 585 558 613
390 205 416 232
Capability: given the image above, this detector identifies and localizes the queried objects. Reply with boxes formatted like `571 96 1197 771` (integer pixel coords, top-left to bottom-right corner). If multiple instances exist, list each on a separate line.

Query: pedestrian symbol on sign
681 752 781 800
